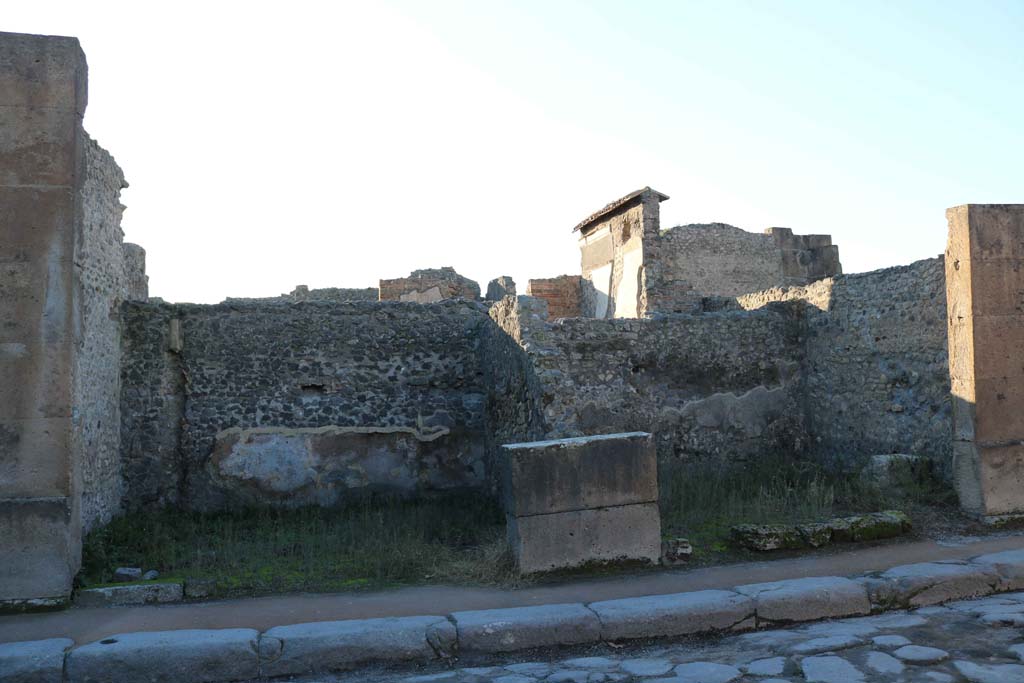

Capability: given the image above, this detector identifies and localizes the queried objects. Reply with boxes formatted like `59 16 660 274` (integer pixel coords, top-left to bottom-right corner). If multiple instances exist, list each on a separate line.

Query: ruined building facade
2 31 1022 607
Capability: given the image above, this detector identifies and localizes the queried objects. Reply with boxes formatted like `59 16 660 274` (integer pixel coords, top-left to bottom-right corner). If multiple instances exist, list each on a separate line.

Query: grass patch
80 492 516 598
659 453 961 562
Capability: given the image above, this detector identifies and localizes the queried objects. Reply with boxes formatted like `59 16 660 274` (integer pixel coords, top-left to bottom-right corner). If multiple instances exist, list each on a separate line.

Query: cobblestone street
322 593 1024 683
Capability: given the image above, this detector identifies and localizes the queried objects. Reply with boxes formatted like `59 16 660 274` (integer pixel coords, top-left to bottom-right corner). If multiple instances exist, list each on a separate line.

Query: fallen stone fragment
141 570 159 581
184 577 216 599
796 522 832 548
589 589 754 641
76 582 182 607
801 655 865 683
828 511 911 543
66 628 259 683
0 638 74 683
112 567 142 582
735 576 871 623
893 645 949 664
452 603 600 653
730 524 806 551
661 537 693 565
261 615 455 677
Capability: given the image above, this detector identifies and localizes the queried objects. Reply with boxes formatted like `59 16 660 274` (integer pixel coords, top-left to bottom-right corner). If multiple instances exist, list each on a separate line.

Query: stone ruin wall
119 299 542 511
75 135 148 531
736 257 952 473
643 223 841 313
223 285 379 304
492 296 807 464
379 267 481 303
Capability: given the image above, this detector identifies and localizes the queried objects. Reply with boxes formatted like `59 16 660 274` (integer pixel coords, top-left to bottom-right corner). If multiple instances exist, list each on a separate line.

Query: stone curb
5 549 1024 682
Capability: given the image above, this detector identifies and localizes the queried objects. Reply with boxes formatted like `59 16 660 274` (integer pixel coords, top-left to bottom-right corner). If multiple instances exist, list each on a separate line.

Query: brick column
0 32 88 605
946 204 1024 520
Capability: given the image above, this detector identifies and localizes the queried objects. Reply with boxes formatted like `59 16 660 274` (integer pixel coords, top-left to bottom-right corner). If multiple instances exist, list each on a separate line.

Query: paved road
5 533 1023 645
316 593 1024 682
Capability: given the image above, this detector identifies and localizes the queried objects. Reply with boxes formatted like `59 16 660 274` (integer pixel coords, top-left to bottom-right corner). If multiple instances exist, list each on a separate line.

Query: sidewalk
2 532 1023 645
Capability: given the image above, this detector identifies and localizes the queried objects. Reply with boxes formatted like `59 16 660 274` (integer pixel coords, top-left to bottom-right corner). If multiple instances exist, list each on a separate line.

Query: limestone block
0 638 73 683
260 616 454 677
508 503 662 573
500 432 656 516
976 444 1024 517
0 498 76 602
66 629 259 683
451 603 601 653
0 417 72 498
589 589 755 641
75 582 183 607
865 561 1000 608
0 107 80 187
0 32 87 113
735 576 871 623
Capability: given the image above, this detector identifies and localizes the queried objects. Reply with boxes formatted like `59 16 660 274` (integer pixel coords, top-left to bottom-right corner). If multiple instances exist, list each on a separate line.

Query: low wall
120 300 525 511
739 257 951 472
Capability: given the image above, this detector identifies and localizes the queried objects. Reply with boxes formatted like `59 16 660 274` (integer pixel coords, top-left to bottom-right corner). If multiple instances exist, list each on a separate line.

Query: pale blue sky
7 1 1023 302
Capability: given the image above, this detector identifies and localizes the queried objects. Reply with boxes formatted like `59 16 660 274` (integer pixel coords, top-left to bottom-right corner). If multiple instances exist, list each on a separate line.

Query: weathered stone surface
112 567 141 582
0 498 77 603
672 661 742 682
452 604 600 653
861 454 933 490
0 638 73 683
661 537 693 565
508 502 662 573
525 276 581 319
972 548 1024 590
735 576 871 623
828 511 912 543
260 615 454 677
589 589 754 641
865 561 1000 608
501 432 657 516
892 644 949 664
66 628 259 683
800 655 865 682
731 524 805 551
75 582 182 607
954 660 1024 683
486 276 516 301
379 267 480 302
791 634 863 655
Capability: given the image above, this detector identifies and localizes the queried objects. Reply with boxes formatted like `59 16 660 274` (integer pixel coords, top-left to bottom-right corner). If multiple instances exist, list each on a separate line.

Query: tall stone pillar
0 32 88 606
946 204 1024 521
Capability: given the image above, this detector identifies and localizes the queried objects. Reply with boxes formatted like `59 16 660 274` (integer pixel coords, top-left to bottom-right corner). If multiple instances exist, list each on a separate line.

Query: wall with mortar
120 300 539 510
525 276 582 320
223 285 378 304
643 223 841 308
379 267 480 303
500 296 807 463
74 135 147 531
737 257 952 472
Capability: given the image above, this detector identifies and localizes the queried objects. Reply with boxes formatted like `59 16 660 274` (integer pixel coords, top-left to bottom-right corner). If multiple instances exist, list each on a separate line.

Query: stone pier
500 432 661 573
946 204 1024 521
0 32 89 607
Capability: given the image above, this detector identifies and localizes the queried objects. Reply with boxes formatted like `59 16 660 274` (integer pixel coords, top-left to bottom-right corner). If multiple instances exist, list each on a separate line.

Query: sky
6 1 1024 303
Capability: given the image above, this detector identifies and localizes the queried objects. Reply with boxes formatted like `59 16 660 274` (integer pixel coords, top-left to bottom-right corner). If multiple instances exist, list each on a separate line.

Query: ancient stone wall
223 285 378 304
738 257 951 472
501 296 807 463
379 267 480 303
525 275 582 319
643 223 841 307
120 300 533 510
74 135 148 532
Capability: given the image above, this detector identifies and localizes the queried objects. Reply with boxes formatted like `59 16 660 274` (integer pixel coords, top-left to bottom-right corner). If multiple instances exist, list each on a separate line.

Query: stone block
500 432 656 516
0 638 73 683
865 561 1000 608
976 444 1024 517
735 576 870 623
75 582 183 608
0 498 76 602
966 260 1024 317
508 503 662 573
66 629 259 683
452 603 601 653
260 615 454 677
589 589 755 641
972 548 1024 591
973 377 1024 444
0 417 72 498
970 315 1024 380
0 32 87 114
